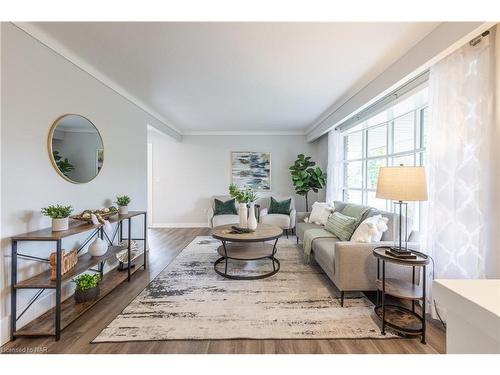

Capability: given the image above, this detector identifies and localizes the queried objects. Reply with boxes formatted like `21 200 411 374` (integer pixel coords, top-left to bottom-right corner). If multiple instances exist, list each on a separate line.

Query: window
342 87 428 224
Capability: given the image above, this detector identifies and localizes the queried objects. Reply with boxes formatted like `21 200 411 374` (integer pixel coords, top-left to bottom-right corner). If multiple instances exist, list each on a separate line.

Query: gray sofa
296 201 419 306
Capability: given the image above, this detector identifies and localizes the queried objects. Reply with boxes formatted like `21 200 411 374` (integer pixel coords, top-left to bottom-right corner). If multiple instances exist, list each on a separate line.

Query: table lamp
376 166 428 254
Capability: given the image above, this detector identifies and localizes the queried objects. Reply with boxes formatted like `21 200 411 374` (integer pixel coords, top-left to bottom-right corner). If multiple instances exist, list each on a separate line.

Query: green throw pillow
268 197 291 214
325 212 358 241
341 203 371 222
214 198 237 216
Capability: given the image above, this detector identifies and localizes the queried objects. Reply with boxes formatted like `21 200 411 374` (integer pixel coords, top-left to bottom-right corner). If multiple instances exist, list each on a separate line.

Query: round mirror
48 114 104 183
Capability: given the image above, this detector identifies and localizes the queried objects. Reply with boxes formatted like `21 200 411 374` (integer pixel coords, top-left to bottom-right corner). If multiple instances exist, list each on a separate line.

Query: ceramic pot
74 286 100 304
88 237 108 257
247 202 258 231
52 217 69 231
119 205 128 215
238 203 248 228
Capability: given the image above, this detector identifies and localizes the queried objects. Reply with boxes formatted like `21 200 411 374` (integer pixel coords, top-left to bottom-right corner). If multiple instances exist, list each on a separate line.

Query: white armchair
258 196 296 238
207 195 240 228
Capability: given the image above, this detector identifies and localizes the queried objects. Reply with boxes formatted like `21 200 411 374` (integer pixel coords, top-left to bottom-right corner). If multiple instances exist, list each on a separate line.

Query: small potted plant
73 273 101 303
115 195 131 215
41 204 73 231
229 184 258 230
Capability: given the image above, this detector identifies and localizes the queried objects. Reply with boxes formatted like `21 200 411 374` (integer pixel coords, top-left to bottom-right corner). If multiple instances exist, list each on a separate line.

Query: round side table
373 246 430 344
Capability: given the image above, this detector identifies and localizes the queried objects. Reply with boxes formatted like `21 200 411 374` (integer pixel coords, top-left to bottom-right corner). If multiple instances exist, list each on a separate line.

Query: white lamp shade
376 166 428 201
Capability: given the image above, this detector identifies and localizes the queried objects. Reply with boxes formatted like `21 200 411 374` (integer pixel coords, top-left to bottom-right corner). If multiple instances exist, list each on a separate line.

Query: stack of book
385 247 417 259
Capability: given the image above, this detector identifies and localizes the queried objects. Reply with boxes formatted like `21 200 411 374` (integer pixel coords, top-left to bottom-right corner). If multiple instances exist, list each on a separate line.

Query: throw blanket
303 228 336 263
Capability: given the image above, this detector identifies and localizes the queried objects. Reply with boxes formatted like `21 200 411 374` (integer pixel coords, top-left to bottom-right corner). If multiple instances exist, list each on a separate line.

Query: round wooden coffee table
211 224 282 280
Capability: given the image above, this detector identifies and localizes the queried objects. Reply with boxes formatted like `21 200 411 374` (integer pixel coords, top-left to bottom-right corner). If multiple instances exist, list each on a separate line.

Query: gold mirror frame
48 114 104 184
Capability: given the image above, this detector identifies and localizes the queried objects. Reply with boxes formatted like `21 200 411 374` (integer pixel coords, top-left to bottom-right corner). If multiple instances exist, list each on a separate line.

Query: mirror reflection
49 114 104 183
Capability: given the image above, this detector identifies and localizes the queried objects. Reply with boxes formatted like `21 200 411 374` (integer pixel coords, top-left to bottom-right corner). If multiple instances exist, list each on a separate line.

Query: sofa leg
340 291 344 307
296 236 299 244
285 229 289 239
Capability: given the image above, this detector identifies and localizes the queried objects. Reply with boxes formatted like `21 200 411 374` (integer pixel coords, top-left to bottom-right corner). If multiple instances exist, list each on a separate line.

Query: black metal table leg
127 218 131 281
381 260 386 335
222 241 228 276
55 239 62 341
10 240 18 341
119 221 123 242
143 212 147 270
422 265 427 344
412 266 416 312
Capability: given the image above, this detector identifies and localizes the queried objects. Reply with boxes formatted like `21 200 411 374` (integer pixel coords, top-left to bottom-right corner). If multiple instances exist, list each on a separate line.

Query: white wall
148 132 327 226
0 23 166 344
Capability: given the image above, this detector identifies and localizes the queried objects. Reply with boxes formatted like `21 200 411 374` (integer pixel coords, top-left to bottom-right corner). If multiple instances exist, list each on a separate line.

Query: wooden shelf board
11 211 146 241
13 256 145 338
376 278 423 300
14 245 127 289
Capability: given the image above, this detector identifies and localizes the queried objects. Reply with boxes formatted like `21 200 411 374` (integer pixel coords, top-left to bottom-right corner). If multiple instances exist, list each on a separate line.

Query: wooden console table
10 211 147 341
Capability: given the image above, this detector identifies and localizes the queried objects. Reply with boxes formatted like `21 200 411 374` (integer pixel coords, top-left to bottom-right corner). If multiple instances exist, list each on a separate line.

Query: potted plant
73 273 101 303
289 154 327 211
115 195 131 215
41 204 73 231
229 184 258 230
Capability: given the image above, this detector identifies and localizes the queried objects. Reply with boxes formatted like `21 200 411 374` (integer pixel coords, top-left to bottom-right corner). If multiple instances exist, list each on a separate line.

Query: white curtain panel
424 28 497 316
326 129 344 204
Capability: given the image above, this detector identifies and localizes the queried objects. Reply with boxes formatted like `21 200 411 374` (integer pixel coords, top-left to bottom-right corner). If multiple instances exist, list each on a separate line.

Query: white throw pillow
350 215 389 243
308 202 335 225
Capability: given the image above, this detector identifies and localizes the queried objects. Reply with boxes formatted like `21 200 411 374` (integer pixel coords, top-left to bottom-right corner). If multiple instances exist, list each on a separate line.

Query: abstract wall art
231 151 271 190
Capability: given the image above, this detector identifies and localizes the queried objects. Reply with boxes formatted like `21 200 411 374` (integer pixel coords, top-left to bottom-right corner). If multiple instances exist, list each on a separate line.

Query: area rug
93 236 394 342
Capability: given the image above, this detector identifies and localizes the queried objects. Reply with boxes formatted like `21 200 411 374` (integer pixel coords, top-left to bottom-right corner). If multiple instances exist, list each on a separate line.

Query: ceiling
32 22 439 134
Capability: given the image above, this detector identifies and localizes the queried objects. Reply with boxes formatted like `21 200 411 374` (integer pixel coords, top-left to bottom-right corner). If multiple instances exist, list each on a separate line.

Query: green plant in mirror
115 195 131 206
73 273 101 291
41 204 73 219
52 150 75 176
229 183 257 204
289 154 326 211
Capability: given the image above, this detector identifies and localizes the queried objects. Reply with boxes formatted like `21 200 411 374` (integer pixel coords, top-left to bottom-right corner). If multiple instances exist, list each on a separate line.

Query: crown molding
12 22 183 141
183 130 306 136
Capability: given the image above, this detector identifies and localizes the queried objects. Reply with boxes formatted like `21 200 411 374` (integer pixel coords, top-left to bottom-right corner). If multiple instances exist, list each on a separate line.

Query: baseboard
150 222 209 228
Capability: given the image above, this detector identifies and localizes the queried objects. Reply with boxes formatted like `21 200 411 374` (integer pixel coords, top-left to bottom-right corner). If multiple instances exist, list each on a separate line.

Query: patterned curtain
424 27 497 316
326 129 344 204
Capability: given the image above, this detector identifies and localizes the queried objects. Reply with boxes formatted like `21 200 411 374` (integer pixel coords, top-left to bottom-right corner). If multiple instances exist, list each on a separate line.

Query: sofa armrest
289 209 297 229
207 207 214 228
259 208 268 223
296 212 310 223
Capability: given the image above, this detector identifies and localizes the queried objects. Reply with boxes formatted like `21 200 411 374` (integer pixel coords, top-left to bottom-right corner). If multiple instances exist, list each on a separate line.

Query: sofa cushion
308 202 334 225
340 203 371 223
261 214 291 229
212 214 239 227
269 197 291 214
312 237 339 279
296 222 323 241
214 198 237 215
325 212 358 241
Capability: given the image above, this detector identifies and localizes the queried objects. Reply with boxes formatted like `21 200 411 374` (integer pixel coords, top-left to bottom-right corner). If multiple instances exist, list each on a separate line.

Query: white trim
150 222 209 228
183 130 306 136
12 22 183 141
306 22 494 142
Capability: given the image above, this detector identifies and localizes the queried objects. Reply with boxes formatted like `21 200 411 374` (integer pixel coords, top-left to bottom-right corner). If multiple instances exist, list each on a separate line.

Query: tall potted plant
41 204 73 231
289 154 326 211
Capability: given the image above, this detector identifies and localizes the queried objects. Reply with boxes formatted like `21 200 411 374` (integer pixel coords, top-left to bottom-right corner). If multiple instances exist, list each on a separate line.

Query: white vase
119 205 128 215
247 202 258 231
238 203 248 228
88 237 108 256
52 217 69 231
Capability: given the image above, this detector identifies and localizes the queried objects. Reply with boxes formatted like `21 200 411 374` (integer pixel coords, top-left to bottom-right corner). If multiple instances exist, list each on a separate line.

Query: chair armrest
259 208 268 223
296 212 310 223
289 209 297 229
207 207 214 228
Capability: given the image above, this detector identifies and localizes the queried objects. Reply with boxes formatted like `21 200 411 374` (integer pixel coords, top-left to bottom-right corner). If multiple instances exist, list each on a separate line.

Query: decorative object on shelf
247 202 258 231
49 249 78 281
48 114 104 184
231 151 271 190
73 273 101 304
71 206 118 224
41 204 74 231
376 166 428 254
115 195 131 215
116 240 142 271
289 154 326 211
88 237 108 257
229 183 258 230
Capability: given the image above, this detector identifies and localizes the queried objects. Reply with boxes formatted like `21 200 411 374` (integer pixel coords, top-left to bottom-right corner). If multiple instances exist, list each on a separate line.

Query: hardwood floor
1 228 445 354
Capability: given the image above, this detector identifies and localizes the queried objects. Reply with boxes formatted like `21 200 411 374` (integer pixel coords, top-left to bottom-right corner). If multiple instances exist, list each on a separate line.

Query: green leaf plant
289 154 327 211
